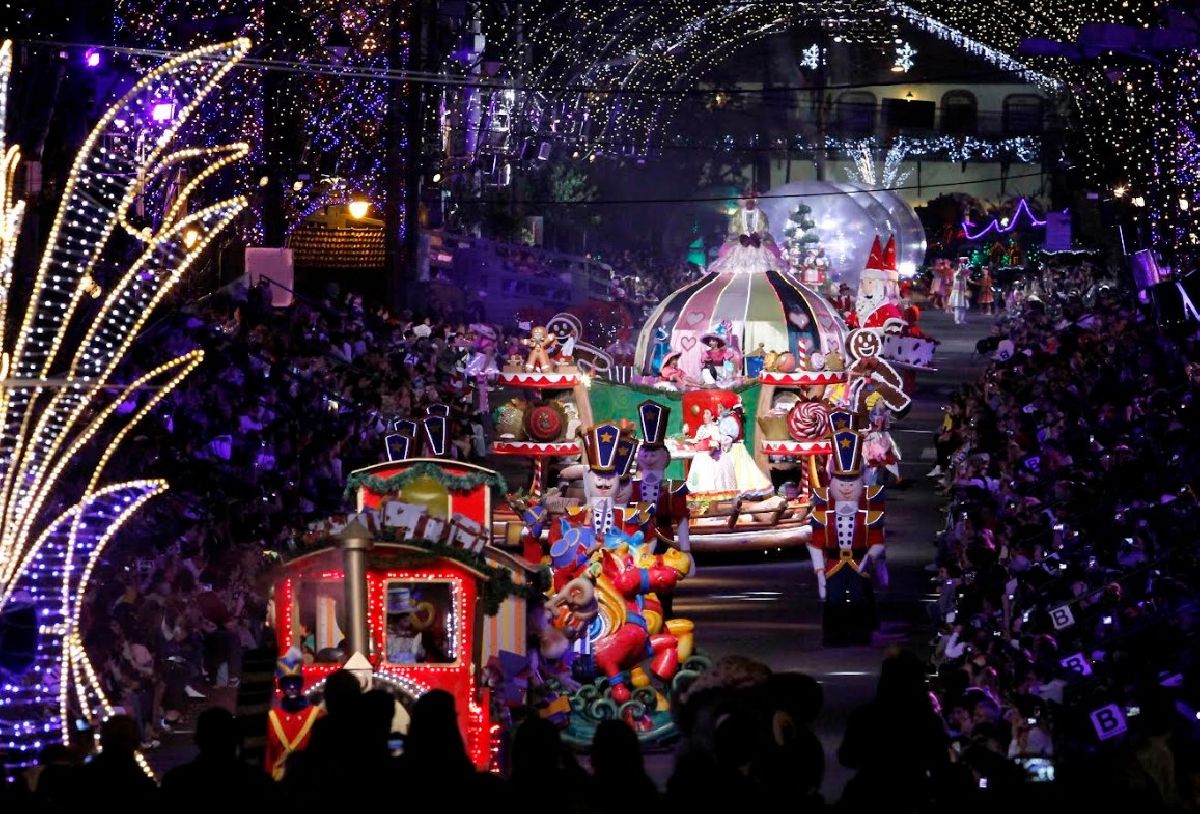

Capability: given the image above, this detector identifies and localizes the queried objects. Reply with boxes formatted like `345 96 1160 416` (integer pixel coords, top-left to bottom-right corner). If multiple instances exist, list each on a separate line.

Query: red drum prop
523 403 565 442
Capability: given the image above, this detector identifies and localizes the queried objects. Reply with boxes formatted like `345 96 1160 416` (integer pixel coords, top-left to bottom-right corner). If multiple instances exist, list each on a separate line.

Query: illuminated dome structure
633 263 846 380
757 181 926 291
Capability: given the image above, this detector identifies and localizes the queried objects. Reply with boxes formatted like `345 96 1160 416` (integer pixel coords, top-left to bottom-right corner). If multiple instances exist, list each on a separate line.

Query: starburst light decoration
844 139 913 190
0 38 251 772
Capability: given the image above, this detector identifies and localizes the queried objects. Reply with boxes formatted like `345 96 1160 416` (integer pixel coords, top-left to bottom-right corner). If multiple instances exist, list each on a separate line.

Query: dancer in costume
265 648 322 779
686 409 734 493
721 402 772 494
949 262 971 325
863 404 903 486
808 410 887 646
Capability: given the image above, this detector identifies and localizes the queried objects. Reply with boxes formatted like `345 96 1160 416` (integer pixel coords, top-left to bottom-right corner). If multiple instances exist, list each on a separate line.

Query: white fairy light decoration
893 41 916 72
843 139 914 190
800 43 823 70
0 38 250 772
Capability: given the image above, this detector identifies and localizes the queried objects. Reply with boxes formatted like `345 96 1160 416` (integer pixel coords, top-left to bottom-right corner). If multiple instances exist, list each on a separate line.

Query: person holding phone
1006 705 1053 758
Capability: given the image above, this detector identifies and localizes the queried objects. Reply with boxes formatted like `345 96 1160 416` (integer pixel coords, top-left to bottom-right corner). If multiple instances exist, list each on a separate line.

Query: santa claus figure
265 648 322 779
848 235 906 333
807 410 886 647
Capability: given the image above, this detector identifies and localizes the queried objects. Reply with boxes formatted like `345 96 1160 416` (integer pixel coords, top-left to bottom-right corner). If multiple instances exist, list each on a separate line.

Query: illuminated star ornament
0 38 250 773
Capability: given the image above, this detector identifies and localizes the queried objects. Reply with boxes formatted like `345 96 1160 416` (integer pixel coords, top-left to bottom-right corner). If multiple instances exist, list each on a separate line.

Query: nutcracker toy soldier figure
627 401 692 614
264 648 322 779
808 410 886 646
547 423 653 590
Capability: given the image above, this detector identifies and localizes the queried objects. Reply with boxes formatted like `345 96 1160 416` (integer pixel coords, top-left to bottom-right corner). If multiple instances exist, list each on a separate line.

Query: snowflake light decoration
894 41 916 72
801 43 823 70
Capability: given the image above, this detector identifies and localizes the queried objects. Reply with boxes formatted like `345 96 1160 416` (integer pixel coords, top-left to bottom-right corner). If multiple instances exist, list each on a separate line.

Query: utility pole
396 0 433 316
813 31 828 182
262 0 291 248
385 0 417 315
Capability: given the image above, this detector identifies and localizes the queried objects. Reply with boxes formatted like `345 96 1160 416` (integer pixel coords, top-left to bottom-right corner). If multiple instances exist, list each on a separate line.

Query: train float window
384 581 457 665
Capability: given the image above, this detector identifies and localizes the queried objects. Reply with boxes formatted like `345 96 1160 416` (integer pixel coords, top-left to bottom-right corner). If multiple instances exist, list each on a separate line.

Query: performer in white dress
948 262 971 325
687 409 736 493
719 405 772 494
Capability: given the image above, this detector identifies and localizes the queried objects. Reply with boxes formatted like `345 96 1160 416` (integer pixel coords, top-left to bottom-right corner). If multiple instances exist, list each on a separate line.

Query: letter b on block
1049 604 1074 630
1060 652 1091 676
1090 704 1126 741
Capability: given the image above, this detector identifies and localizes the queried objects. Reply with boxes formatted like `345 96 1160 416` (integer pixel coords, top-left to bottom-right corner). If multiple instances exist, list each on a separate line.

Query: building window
1003 94 1044 135
837 92 876 136
940 90 977 134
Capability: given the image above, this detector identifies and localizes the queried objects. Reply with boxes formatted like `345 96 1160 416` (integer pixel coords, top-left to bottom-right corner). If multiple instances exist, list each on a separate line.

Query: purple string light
962 198 1047 241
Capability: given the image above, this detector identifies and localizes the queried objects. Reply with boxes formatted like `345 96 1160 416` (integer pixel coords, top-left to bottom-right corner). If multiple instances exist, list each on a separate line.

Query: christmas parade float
499 191 918 651
516 410 710 747
274 403 710 765
269 411 540 771
624 191 853 551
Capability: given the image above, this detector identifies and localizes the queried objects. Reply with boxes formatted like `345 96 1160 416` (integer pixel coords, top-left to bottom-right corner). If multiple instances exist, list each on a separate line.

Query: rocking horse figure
591 545 691 704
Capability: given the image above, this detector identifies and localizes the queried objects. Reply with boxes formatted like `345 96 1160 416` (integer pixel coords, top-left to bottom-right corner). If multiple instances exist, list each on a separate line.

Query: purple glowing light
84 48 101 68
962 198 1048 241
150 101 176 123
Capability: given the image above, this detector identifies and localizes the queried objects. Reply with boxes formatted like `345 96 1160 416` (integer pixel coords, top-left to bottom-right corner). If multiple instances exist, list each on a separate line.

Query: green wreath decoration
344 461 508 499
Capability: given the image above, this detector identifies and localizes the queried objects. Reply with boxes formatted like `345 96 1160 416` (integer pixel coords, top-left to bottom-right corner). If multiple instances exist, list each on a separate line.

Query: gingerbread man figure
522 325 558 373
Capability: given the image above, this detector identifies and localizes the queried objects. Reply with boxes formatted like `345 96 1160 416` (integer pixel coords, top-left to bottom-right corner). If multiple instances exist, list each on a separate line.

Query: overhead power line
18 39 1059 99
450 169 1046 205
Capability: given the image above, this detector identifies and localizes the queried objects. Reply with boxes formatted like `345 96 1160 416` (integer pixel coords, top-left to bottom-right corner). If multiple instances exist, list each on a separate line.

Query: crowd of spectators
924 274 1200 809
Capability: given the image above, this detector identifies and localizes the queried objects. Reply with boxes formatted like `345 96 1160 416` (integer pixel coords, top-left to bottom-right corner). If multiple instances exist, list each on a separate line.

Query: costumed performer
977 266 995 316
832 283 855 319
720 402 772 494
808 410 887 647
548 423 650 591
700 328 738 386
686 408 735 494
862 403 903 486
629 401 694 617
385 586 428 664
655 350 688 391
265 647 323 779
949 261 971 325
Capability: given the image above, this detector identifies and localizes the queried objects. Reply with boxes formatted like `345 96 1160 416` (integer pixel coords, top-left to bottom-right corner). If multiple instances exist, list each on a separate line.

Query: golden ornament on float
399 475 450 518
